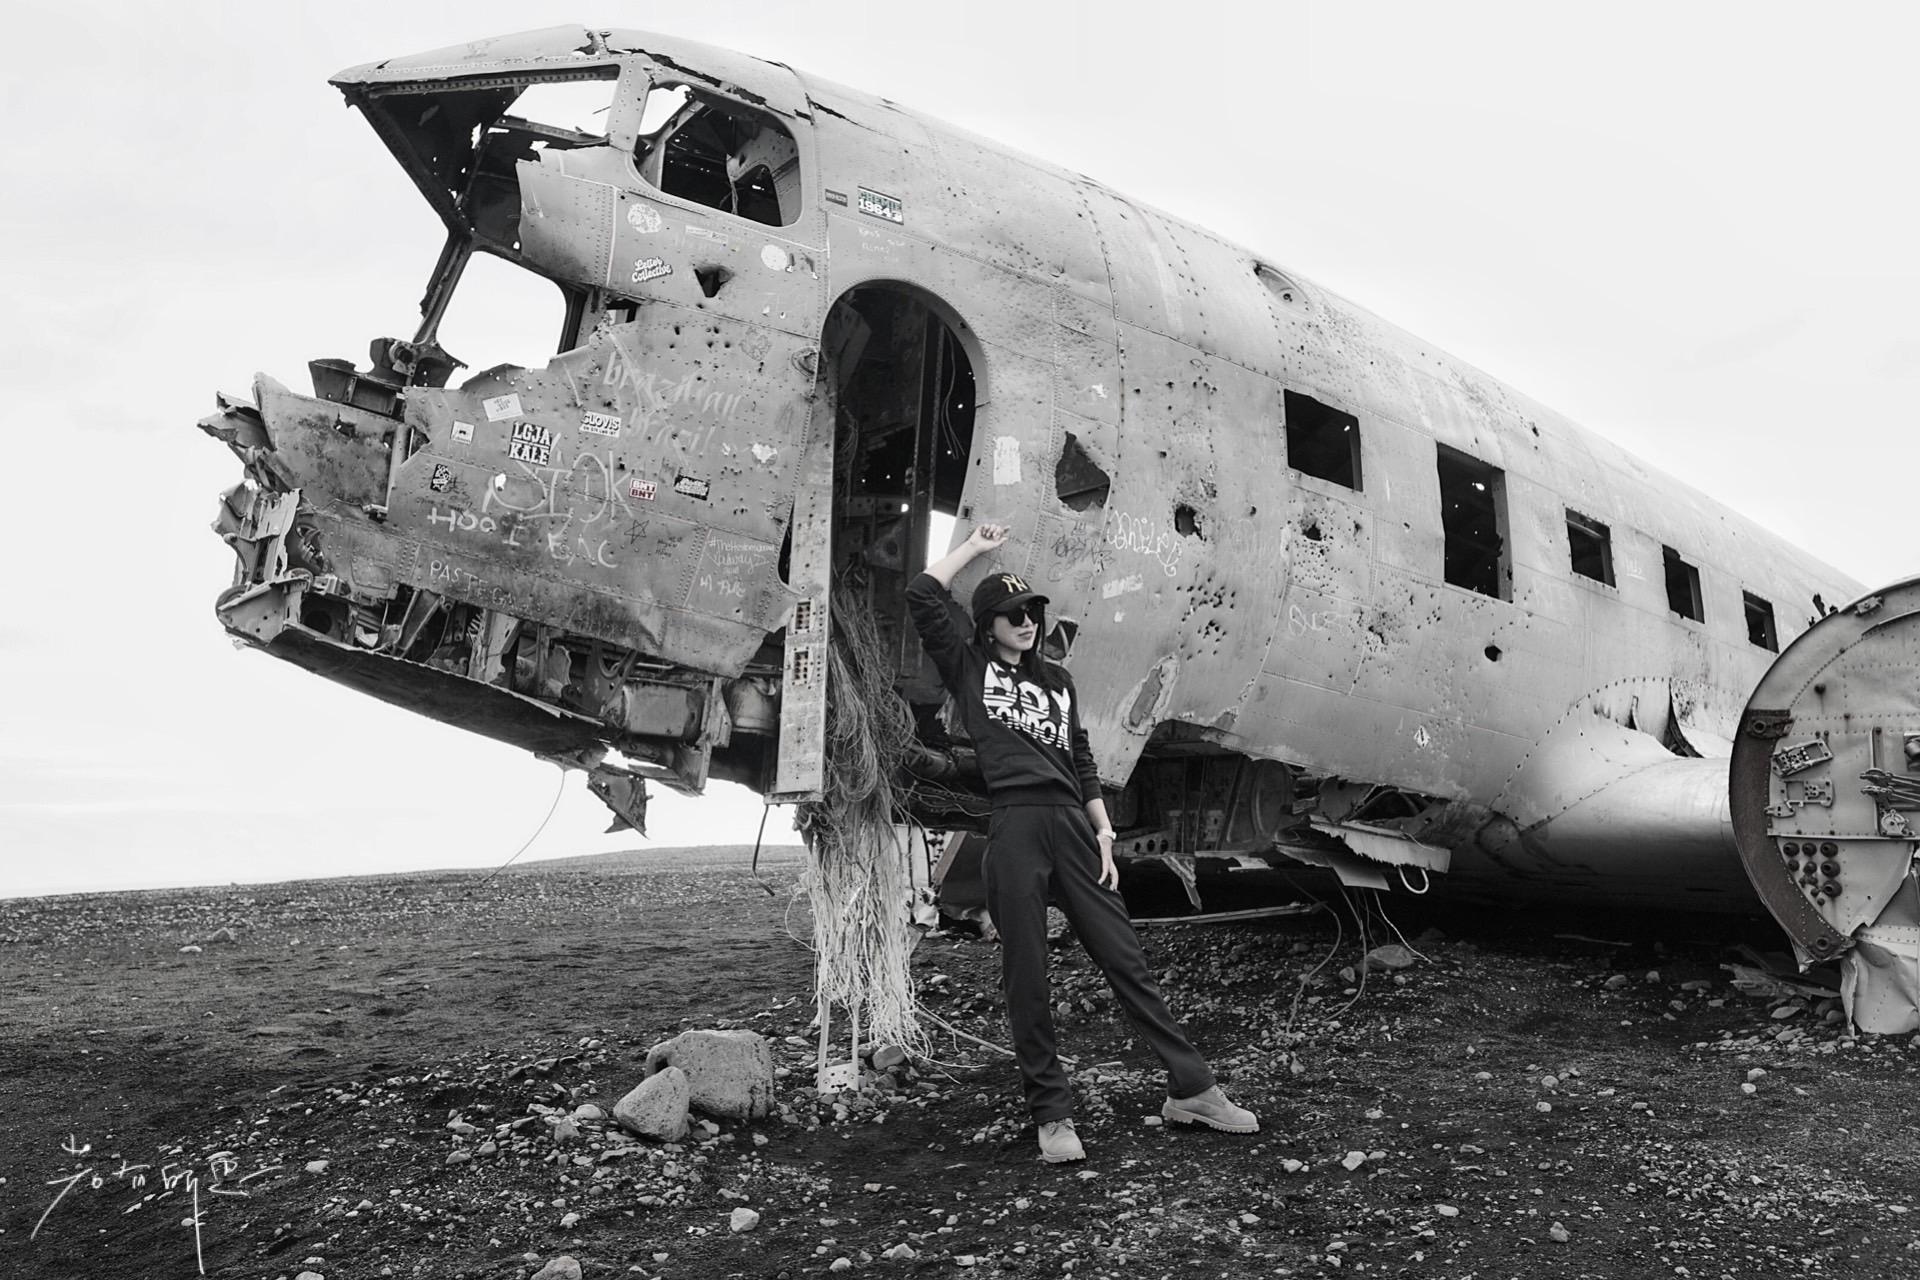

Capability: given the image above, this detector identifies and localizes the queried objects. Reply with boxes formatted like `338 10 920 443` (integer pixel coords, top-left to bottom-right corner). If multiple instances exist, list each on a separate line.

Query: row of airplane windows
1283 389 1782 652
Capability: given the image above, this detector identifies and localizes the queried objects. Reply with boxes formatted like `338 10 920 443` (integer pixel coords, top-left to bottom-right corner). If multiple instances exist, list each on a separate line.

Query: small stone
447 1119 478 1136
1549 1221 1571 1243
1282 1159 1306 1174
1436 1204 1460 1218
444 1151 470 1166
531 1259 583 1280
296 1272 323 1280
956 1257 978 1268
558 1211 581 1229
830 1259 853 1273
178 945 203 955
571 1104 605 1122
1772 1003 1805 1020
1364 944 1416 971
730 1207 761 1232
1341 1151 1367 1171
871 1044 908 1070
1603 974 1629 990
1746 1068 1768 1082
304 1160 330 1174
1143 1115 1163 1127
1536 1102 1553 1113
883 1244 917 1260
1741 1082 1758 1095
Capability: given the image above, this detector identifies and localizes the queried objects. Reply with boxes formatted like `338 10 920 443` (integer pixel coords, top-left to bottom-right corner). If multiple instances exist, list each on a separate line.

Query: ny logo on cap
1000 573 1029 593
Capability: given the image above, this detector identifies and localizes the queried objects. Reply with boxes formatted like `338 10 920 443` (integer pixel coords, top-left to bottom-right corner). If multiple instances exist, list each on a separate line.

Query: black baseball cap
971 571 1049 624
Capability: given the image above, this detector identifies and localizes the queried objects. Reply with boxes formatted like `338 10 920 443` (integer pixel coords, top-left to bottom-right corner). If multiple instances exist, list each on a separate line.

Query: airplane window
1744 592 1779 651
1664 546 1704 621
1436 445 1509 600
508 79 619 140
1283 390 1361 490
634 81 800 228
1566 511 1614 586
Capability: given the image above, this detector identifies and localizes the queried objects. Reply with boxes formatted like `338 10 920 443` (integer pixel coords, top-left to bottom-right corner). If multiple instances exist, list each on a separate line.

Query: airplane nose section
1730 577 1920 1031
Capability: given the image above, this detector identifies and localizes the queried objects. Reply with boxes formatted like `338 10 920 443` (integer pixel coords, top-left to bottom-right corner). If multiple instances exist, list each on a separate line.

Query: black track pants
983 803 1215 1122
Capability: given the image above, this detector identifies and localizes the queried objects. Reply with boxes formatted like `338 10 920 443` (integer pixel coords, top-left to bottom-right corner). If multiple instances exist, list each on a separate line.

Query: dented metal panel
384 318 814 673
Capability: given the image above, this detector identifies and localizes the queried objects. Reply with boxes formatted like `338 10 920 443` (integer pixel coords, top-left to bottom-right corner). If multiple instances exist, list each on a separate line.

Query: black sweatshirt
906 572 1101 808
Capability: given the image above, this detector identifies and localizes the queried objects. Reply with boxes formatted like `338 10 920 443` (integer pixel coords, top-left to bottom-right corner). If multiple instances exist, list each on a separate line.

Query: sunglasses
996 605 1041 625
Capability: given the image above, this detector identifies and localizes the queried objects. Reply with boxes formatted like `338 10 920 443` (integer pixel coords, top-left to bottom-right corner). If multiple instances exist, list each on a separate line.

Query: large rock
643 1030 774 1121
613 1066 690 1141
532 1259 582 1280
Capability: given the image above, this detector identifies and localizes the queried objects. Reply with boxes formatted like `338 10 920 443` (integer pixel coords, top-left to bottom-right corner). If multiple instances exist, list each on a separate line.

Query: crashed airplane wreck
202 27 1920 1030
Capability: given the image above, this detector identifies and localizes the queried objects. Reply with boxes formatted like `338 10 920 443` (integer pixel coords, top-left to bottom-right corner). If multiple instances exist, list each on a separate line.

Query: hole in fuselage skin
1485 645 1502 662
1174 504 1202 538
693 264 733 298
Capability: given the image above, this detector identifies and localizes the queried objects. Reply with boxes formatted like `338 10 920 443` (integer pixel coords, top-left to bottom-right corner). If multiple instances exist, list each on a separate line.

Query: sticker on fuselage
628 478 658 502
674 474 712 501
626 202 663 234
429 463 453 493
580 411 622 438
451 420 475 444
508 421 554 466
825 189 849 206
631 257 672 285
857 188 903 224
483 393 523 422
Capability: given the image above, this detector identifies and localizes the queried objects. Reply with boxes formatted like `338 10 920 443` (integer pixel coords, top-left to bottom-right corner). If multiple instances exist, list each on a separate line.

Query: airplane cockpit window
634 81 800 228
1565 511 1615 586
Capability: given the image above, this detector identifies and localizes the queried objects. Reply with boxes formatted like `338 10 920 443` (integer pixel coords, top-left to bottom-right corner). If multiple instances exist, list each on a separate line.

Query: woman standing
908 523 1258 1163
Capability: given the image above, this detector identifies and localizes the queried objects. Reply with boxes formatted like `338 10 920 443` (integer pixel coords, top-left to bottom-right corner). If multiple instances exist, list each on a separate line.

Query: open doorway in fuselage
821 287 977 688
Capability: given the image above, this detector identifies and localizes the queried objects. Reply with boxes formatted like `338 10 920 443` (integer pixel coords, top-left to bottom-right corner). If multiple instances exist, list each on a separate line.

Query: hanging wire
471 768 568 889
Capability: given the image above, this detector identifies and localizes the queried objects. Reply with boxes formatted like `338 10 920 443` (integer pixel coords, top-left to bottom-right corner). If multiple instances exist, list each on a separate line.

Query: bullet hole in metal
1302 520 1323 542
1174 504 1202 538
1485 645 1502 662
693 265 733 298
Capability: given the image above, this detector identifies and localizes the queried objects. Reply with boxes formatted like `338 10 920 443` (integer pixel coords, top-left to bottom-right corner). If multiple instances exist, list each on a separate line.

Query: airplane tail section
1732 578 1920 1032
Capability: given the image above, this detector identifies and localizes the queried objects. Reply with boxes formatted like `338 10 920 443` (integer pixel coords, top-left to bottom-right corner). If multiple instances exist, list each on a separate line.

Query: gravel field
4 846 1919 1279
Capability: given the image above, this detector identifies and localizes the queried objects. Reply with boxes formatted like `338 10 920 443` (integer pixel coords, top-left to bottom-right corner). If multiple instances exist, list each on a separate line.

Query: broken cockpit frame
202 32 836 832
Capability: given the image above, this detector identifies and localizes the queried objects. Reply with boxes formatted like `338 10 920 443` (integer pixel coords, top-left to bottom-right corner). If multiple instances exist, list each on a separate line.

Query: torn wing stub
1731 578 1920 1033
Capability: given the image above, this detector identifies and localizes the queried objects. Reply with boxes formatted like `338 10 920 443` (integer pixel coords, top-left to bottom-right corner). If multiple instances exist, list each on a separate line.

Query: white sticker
750 442 777 464
628 478 657 501
992 436 1022 485
858 187 904 223
626 202 663 234
631 257 672 284
760 244 789 271
508 421 554 466
482 393 523 422
1101 574 1144 599
580 411 623 438
450 420 475 443
686 226 728 245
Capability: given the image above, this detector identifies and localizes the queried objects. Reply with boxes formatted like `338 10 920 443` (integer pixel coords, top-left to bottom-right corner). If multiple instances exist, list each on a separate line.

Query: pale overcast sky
4 1 1915 896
